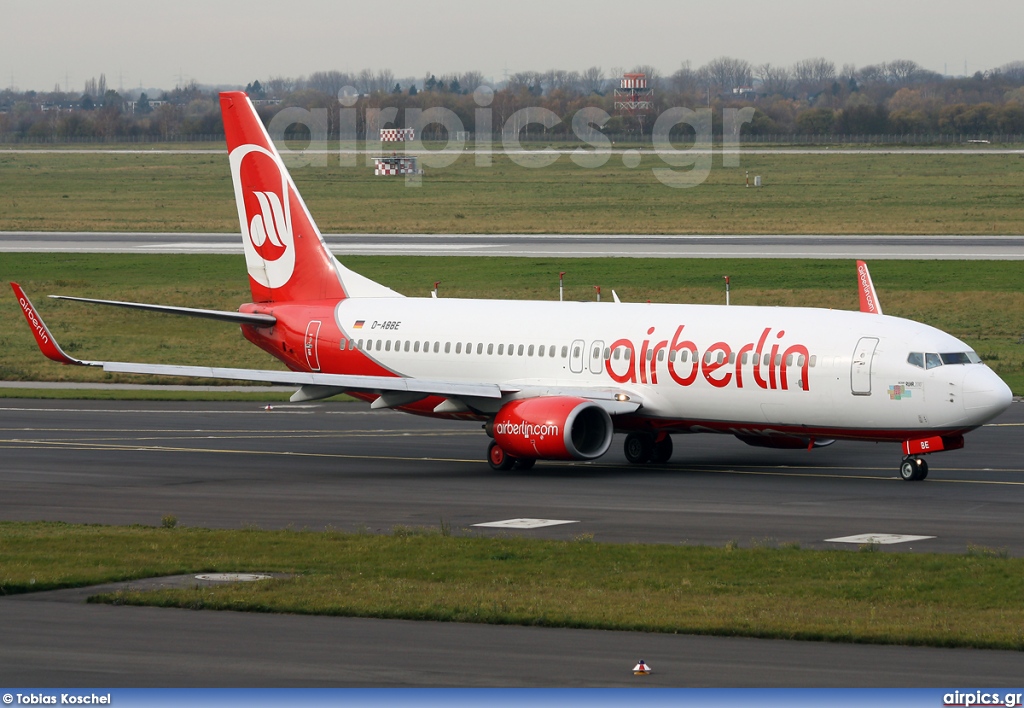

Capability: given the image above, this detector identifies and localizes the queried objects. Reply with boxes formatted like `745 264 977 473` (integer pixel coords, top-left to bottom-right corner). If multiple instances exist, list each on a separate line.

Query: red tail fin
221 92 399 303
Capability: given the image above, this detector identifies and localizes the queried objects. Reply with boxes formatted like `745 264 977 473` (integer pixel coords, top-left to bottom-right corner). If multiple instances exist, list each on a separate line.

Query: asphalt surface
3 232 1024 259
0 398 1022 686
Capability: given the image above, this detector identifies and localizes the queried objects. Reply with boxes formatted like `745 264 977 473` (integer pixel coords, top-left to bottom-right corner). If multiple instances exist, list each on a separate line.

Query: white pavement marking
194 573 272 582
825 533 936 545
473 518 579 529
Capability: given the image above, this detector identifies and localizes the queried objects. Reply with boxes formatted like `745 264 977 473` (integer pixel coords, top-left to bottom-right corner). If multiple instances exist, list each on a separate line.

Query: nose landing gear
899 456 929 481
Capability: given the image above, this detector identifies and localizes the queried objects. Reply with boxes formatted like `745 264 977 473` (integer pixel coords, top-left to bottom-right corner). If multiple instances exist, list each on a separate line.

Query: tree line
2 58 1024 141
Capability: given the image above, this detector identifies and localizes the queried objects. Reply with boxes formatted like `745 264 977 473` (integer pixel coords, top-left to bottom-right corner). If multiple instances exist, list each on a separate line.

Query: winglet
856 261 883 315
10 282 89 365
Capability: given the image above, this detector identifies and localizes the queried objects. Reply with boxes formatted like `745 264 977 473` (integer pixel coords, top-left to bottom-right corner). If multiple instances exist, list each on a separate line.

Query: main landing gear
624 432 673 464
487 441 535 471
899 456 929 482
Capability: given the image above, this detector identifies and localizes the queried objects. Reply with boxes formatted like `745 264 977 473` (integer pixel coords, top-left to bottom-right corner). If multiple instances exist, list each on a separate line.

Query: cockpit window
940 352 973 365
908 350 983 369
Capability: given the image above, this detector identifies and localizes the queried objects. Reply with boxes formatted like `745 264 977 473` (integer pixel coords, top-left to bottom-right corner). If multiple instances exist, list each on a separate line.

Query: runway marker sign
473 518 579 529
825 533 935 545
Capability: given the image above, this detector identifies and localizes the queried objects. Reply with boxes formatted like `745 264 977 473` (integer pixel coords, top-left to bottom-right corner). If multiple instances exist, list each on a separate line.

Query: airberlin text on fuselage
606 325 811 391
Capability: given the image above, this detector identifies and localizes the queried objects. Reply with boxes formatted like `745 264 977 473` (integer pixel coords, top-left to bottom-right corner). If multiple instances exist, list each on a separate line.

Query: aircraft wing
13 282 641 415
47 295 277 326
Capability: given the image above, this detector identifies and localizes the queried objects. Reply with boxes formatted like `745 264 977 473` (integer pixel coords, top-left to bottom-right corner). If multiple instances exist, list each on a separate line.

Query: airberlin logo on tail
229 144 297 289
248 190 289 262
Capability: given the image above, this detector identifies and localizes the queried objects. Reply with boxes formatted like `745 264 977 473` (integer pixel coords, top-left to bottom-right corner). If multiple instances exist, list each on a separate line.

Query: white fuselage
329 297 1010 439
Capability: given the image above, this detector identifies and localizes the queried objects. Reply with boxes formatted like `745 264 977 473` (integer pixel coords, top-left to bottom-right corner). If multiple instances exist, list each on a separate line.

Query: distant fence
2 132 1023 146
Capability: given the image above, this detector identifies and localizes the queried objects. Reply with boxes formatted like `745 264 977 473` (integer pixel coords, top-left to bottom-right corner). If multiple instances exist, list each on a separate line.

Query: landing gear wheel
488 441 516 471
899 456 928 481
651 435 674 463
514 458 536 471
624 432 654 464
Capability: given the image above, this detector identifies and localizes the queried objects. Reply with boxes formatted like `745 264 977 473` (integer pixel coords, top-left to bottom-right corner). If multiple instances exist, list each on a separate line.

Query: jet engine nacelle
488 397 613 460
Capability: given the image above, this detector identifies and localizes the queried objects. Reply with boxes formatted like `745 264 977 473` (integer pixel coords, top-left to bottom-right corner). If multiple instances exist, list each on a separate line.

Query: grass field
1 521 1021 650
2 151 1024 234
2 254 1022 393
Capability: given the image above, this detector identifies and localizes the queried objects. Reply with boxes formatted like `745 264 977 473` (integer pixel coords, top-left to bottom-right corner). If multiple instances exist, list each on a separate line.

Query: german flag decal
353 320 364 329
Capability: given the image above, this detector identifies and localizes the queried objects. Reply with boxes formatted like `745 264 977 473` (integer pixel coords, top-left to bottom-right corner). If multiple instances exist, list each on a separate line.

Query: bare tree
886 59 921 85
857 64 887 86
264 75 295 97
630 64 662 89
700 57 752 92
756 63 791 95
998 61 1024 83
375 69 395 94
670 62 699 94
307 70 353 97
793 58 836 91
459 71 486 93
581 66 606 94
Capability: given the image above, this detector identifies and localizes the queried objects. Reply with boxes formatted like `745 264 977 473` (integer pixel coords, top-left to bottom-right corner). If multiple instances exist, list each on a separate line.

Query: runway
3 231 1024 259
1 398 1022 686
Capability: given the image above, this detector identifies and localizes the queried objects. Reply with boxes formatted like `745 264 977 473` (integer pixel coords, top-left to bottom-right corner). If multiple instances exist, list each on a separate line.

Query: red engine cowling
489 397 613 460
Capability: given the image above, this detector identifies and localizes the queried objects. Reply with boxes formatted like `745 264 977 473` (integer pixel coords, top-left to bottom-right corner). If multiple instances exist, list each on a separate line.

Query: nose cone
963 367 1013 423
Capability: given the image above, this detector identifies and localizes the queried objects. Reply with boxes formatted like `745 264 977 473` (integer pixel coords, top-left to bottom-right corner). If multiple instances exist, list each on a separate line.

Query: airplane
11 91 1014 482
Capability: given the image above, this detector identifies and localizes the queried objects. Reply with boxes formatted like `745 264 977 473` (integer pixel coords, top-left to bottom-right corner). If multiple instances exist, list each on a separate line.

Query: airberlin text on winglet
606 325 811 391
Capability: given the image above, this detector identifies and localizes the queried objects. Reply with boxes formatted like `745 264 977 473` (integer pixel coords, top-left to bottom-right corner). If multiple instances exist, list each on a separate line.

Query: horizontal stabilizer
50 295 276 326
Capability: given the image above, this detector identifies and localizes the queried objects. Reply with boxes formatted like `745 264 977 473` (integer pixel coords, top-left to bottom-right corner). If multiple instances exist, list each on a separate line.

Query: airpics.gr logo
229 144 297 289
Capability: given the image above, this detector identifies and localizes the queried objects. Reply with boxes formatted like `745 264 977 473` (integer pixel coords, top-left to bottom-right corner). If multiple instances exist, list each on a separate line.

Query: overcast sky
5 0 1023 92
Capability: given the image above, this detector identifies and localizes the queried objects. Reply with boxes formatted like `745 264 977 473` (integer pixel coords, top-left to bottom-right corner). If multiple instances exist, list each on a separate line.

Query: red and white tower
613 72 654 135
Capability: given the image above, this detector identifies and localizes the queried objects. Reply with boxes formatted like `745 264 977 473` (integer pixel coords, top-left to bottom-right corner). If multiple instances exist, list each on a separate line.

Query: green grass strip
1 521 1021 650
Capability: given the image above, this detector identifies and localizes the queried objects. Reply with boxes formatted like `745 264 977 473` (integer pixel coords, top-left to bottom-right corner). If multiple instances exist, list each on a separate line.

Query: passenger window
445 342 451 354
604 347 610 360
477 343 483 355
907 352 924 369
385 340 392 352
785 354 793 366
680 350 689 363
549 345 556 357
623 349 631 360
763 353 771 366
728 352 736 364
925 353 942 369
498 344 504 355
414 341 420 353
741 352 749 365
612 348 620 360
646 349 654 361
487 343 493 355
669 350 676 362
809 355 817 367
658 350 665 362
455 342 462 354
357 339 364 350
433 341 440 353
466 342 472 354
517 344 524 356
509 344 515 355
561 346 568 358
340 338 347 350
